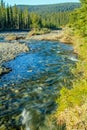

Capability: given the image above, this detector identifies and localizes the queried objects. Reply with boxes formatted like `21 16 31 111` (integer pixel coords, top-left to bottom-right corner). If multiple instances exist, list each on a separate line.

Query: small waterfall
22 109 32 130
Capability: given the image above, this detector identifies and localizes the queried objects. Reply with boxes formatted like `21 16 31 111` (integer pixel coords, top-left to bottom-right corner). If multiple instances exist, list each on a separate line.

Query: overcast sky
4 0 80 5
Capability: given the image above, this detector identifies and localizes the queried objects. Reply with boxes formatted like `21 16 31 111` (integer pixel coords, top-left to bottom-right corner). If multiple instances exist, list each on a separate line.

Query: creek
0 39 76 130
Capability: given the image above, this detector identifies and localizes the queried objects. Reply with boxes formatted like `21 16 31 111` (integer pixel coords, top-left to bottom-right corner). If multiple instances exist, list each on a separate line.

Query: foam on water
22 109 32 130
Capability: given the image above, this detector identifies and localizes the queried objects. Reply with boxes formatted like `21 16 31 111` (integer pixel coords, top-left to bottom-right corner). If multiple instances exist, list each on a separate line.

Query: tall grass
54 29 87 130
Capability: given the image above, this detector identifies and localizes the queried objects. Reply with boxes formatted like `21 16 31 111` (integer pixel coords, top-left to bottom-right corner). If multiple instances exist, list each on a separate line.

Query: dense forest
69 0 87 36
0 0 80 30
17 3 81 14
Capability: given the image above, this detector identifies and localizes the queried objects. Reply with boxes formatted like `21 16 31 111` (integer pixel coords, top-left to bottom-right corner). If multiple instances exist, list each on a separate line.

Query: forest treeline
17 3 80 14
0 0 80 30
69 0 87 36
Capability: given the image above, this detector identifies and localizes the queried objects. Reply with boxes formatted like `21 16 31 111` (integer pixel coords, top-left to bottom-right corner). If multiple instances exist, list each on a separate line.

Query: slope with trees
0 1 80 30
17 3 81 14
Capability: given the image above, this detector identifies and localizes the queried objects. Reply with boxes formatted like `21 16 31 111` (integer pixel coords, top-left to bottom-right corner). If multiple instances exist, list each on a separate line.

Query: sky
4 0 80 6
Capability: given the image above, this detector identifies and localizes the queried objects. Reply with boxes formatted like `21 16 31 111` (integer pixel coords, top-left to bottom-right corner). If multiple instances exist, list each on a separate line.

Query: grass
53 28 87 130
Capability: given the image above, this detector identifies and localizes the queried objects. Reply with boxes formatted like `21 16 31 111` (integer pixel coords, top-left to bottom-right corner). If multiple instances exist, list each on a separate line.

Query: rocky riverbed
0 28 74 76
0 42 29 75
26 28 73 44
0 38 77 130
0 30 76 130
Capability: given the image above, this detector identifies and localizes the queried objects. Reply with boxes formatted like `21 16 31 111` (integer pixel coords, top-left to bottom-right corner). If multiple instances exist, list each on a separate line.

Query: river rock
0 42 29 76
5 35 17 41
26 28 74 44
59 35 73 44
5 35 25 41
0 42 29 64
0 66 11 76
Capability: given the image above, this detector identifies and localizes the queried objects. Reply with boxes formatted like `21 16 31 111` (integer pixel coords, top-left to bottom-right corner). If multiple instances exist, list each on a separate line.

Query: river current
0 39 76 130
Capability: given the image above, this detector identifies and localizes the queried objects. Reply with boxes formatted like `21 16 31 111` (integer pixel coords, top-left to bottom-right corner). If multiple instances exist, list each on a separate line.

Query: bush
56 103 87 130
54 79 87 129
54 35 87 130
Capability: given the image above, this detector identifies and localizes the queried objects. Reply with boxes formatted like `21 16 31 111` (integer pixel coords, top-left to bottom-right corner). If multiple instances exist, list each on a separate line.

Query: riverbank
26 28 74 44
0 28 73 76
0 42 29 75
0 28 74 76
1 30 87 129
54 29 87 129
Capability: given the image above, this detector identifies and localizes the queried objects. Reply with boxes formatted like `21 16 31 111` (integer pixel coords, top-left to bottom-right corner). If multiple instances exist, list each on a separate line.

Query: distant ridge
17 2 81 13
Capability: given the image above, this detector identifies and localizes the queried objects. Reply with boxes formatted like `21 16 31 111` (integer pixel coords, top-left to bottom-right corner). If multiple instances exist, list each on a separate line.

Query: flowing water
0 39 77 130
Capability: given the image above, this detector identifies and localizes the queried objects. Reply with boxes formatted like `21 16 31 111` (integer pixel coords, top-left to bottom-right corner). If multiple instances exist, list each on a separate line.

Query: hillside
0 1 81 30
17 2 81 14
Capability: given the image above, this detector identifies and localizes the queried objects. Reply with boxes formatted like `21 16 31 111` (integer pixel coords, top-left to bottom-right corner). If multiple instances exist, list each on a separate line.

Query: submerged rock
0 66 12 76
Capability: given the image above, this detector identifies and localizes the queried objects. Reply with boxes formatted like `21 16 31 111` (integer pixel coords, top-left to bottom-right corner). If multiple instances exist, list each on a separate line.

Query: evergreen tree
30 13 42 28
23 8 31 29
0 0 77 30
70 0 87 36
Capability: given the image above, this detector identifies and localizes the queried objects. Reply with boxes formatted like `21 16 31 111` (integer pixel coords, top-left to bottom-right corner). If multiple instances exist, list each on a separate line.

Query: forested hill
17 2 81 14
0 1 81 30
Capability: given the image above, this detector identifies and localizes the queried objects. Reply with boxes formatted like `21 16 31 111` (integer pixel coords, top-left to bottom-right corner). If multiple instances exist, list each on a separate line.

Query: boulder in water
0 66 12 76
